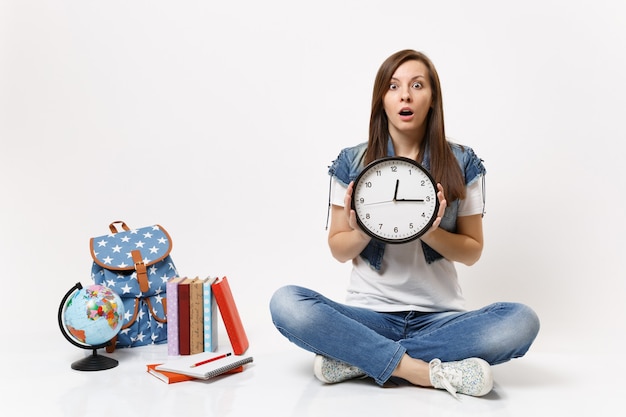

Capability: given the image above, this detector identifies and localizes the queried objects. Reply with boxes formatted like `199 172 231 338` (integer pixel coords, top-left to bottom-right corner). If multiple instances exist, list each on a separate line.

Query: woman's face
383 59 433 139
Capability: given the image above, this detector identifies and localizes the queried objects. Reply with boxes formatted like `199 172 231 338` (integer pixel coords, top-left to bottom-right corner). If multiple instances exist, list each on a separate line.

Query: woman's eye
389 83 398 90
412 82 423 89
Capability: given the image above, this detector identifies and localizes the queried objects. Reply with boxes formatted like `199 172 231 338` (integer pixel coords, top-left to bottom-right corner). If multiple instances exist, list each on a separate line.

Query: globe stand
58 282 122 371
71 348 119 371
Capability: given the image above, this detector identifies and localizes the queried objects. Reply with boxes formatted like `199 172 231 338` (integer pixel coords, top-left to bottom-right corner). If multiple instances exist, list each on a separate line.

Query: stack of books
147 276 252 383
167 275 214 356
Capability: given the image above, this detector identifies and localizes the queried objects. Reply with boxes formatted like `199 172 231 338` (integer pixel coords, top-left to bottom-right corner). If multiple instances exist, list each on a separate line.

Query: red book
178 277 196 355
211 276 249 355
146 363 195 384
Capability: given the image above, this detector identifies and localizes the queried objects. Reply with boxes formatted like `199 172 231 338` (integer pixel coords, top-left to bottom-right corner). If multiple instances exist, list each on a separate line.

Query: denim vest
327 139 486 270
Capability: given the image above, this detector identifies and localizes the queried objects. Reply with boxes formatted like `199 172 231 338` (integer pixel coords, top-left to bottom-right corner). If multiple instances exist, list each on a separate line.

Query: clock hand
393 179 399 201
396 198 425 202
362 199 394 206
394 180 424 202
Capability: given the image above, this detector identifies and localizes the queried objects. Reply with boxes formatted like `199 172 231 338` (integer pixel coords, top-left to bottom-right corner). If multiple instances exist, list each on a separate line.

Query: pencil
190 352 232 368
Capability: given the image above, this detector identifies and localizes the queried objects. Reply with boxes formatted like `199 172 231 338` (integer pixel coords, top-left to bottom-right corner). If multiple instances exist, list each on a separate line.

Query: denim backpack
90 221 178 351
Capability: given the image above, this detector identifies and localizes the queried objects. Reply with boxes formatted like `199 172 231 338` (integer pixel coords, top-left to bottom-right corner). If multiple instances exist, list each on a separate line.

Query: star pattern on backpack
92 226 170 269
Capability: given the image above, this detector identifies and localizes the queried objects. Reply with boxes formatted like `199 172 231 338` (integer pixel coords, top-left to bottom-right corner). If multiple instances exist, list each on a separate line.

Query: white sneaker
313 355 367 384
429 358 493 398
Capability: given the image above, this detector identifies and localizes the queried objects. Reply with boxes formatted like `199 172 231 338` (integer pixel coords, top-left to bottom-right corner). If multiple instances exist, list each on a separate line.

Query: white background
2 0 624 359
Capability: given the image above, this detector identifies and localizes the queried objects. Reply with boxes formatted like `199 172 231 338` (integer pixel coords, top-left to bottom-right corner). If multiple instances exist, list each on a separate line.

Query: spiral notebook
155 351 253 380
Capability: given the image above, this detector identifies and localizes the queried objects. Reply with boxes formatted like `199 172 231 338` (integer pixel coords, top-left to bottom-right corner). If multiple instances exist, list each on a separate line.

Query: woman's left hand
420 183 484 266
424 183 447 235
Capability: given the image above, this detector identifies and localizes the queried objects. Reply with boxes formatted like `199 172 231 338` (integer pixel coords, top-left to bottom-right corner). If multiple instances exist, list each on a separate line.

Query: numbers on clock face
351 157 439 244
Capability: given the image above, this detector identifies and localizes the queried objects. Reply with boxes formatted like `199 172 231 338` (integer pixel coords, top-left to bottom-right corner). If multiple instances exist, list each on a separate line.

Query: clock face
351 156 439 244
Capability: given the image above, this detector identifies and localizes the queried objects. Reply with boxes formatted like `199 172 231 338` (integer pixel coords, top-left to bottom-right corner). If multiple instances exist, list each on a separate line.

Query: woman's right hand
327 181 371 263
344 181 370 239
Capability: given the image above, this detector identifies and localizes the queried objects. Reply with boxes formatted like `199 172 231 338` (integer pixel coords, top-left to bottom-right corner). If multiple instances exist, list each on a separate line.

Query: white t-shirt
330 177 484 312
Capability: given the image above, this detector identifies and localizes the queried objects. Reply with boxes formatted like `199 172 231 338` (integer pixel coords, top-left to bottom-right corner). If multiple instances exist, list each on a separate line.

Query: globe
58 282 125 370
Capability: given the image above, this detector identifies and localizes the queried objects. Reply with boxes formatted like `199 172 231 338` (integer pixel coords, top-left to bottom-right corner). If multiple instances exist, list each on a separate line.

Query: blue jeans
269 285 540 386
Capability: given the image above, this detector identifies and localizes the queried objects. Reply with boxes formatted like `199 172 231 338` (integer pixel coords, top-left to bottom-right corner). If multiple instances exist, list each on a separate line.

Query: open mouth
399 109 414 116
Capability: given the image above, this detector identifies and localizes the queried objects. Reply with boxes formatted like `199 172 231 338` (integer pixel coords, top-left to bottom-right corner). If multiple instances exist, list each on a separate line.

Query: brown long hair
365 49 465 202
